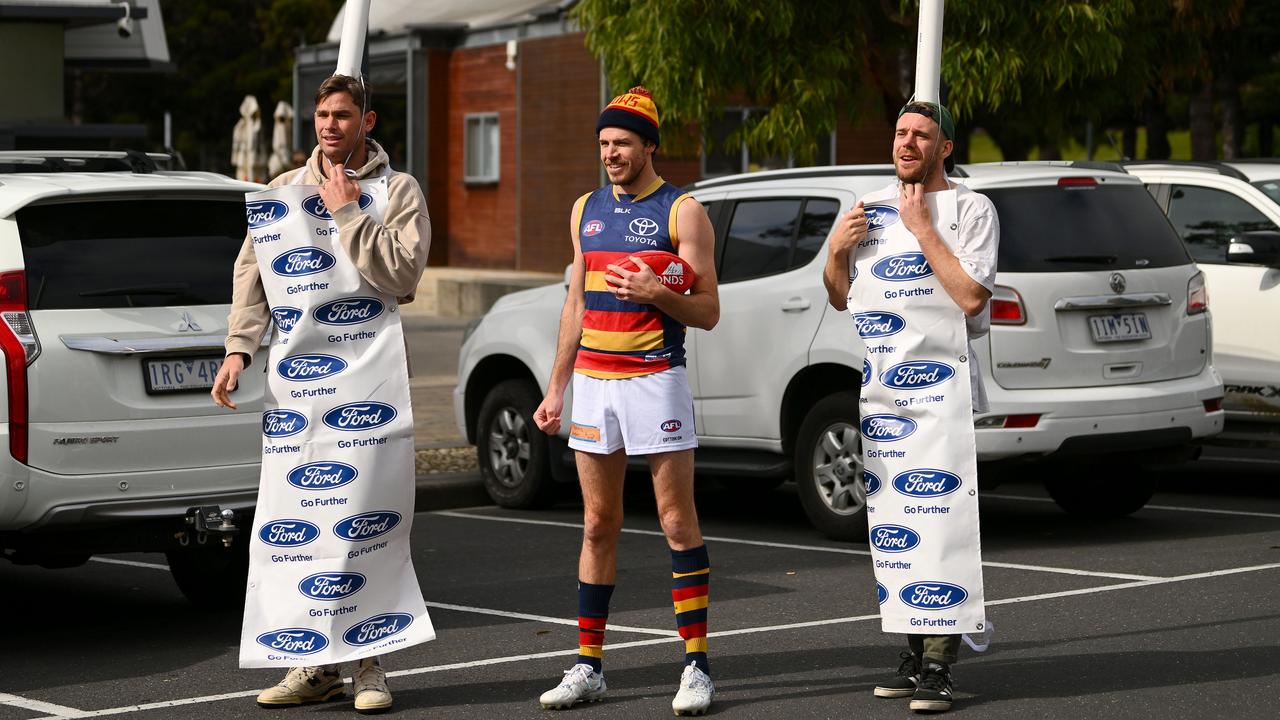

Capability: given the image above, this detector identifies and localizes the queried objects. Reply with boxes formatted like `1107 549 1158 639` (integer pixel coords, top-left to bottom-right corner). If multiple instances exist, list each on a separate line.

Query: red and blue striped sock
671 545 710 674
577 580 614 672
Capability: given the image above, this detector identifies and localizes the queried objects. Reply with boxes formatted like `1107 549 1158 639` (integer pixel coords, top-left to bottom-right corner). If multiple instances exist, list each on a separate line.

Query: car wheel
794 391 869 542
476 379 555 509
1044 464 1157 518
166 539 249 610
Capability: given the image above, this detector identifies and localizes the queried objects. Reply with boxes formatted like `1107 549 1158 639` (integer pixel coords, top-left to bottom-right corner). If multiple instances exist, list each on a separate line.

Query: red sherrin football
608 250 697 293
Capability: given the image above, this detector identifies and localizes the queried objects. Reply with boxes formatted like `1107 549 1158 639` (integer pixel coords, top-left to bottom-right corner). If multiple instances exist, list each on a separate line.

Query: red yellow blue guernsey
573 176 694 379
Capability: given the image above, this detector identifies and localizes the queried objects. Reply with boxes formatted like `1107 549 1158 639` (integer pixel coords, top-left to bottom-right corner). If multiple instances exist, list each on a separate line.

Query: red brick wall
426 48 451 268
837 113 894 165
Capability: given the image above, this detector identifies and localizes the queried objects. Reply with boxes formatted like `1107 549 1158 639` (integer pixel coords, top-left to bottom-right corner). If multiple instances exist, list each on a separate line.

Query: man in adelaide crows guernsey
532 87 721 716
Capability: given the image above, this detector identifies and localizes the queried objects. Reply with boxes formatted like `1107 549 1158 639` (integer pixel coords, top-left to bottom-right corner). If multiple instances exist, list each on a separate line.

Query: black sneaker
873 651 921 698
910 660 954 713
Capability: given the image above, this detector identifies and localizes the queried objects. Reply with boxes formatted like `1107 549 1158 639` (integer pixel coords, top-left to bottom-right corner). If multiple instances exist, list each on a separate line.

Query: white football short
568 366 698 455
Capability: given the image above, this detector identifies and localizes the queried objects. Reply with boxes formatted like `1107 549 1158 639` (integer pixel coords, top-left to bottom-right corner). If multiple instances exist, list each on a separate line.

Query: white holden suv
0 151 266 604
455 162 1225 540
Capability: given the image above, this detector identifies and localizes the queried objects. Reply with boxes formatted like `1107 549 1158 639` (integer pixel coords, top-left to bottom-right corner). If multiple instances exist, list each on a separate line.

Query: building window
702 108 834 178
464 113 500 183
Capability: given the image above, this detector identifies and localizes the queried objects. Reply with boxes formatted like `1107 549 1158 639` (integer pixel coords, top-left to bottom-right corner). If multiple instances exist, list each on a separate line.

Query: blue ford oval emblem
892 468 962 498
287 461 359 491
277 354 348 382
270 247 336 277
271 306 302 334
862 358 872 387
861 414 917 442
312 297 385 326
864 468 881 496
302 193 374 220
880 360 955 390
870 524 921 553
258 518 321 547
876 582 888 605
864 205 900 231
323 402 397 432
333 511 402 542
263 409 308 438
343 612 414 647
255 628 328 655
900 581 969 611
852 312 906 339
872 252 933 282
246 200 289 229
298 572 367 601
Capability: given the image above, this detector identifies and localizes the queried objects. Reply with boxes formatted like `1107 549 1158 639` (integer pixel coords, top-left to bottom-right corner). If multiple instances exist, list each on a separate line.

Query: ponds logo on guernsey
860 414 917 442
286 461 359 491
246 200 289 229
891 468 962 498
270 247 337 277
852 311 906 339
297 572 367 601
271 306 303 334
899 581 968 611
263 409 308 438
343 612 414 647
312 297 385 326
870 524 922 553
879 360 955 390
256 628 328 655
277 354 348 382
258 518 321 547
302 193 374 221
333 511 402 542
872 252 933 282
323 402 397 432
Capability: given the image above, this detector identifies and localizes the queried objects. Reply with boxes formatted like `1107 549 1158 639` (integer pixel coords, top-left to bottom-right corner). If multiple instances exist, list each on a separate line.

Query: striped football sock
671 545 710 674
577 580 614 672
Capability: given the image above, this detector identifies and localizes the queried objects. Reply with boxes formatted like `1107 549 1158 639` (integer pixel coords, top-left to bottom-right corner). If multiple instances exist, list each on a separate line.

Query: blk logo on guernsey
344 613 414 647
900 582 968 611
256 628 328 655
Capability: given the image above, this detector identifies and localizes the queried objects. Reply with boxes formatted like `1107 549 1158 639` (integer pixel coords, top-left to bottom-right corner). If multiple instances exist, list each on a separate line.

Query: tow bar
177 506 241 548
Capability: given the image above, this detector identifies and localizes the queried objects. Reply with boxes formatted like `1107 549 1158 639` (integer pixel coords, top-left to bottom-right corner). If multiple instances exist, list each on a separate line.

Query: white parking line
0 692 91 718
88 557 169 570
984 493 1280 519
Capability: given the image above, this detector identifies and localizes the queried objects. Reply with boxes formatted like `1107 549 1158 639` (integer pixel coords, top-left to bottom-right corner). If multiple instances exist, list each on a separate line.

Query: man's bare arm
899 183 990 316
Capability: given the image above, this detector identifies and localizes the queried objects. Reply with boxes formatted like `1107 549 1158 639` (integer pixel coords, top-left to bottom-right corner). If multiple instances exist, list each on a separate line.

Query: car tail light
974 414 1042 429
1202 398 1222 413
990 285 1026 325
1058 176 1097 188
1187 271 1208 315
0 271 38 464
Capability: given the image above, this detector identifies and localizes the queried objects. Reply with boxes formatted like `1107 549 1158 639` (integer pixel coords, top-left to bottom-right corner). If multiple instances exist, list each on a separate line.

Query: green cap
898 101 955 173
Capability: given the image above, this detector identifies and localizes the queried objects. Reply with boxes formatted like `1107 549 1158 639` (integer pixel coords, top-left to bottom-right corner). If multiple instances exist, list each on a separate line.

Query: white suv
0 151 266 604
455 162 1224 539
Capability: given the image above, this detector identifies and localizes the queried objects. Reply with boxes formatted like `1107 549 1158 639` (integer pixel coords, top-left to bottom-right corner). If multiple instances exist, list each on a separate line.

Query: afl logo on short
864 205 900 230
277 354 347 382
892 468 962 498
313 297 384 326
333 511 402 542
258 518 321 547
263 409 308 438
877 582 888 605
298 572 367 601
900 581 968 611
629 217 660 236
271 306 302 333
871 524 921 553
256 628 328 655
246 200 289 229
861 414 917 442
287 461 358 491
660 419 683 433
880 360 955 390
862 358 872 387
852 311 906 339
302 193 373 220
271 247 336 277
583 219 605 237
344 613 414 647
872 252 933 282
864 468 882 496
323 402 397 432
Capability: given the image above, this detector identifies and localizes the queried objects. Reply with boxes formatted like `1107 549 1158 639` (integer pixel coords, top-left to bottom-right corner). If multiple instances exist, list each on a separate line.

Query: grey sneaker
539 663 607 709
353 657 392 714
672 662 714 716
255 665 345 707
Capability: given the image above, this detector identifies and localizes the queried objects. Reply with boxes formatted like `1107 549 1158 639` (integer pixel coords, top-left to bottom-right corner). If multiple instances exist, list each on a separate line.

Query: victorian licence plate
143 356 224 394
1088 313 1151 343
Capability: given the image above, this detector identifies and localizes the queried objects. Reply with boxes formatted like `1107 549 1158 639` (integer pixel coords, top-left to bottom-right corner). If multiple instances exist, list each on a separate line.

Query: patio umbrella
231 94 266 182
268 100 295 177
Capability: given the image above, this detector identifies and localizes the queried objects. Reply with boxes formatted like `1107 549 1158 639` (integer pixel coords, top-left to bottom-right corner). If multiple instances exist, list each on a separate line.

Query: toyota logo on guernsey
900 581 968 611
287 461 359 491
872 252 933 282
583 219 604 237
271 247 336 277
277 354 348 382
344 613 414 647
301 193 374 220
892 468 962 498
864 468 882 496
852 311 906 338
877 582 888 605
864 205 900 231
880 360 955 390
246 200 289 229
263 409 308 438
313 297 384 326
861 414 917 442
334 511 402 542
256 628 328 655
258 518 321 547
272 306 302 333
323 402 397 432
871 524 921 553
298 572 367 601
629 217 659 236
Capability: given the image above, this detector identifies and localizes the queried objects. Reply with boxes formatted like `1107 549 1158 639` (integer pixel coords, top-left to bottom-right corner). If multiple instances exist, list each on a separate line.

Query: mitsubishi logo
629 217 659 237
1109 272 1126 294
176 311 203 333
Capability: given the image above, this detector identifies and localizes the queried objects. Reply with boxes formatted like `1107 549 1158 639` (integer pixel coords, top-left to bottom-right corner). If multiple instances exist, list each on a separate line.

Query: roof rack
1120 160 1249 182
0 150 175 175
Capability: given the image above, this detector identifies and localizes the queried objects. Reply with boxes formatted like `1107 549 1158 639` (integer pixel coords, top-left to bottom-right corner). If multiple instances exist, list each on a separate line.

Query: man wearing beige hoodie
212 74 431 715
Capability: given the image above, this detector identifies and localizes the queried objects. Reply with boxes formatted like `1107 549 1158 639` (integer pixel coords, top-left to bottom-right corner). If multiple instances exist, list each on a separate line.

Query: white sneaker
539 663 607 709
671 662 714 716
255 665 345 707
353 657 393 714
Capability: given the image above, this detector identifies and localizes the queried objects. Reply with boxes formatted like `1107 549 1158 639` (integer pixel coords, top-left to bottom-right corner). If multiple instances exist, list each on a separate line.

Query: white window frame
463 112 500 184
701 107 836 178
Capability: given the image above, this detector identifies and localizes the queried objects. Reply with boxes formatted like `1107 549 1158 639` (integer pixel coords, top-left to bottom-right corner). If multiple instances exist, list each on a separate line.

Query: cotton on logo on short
852 311 906 339
344 613 414 647
263 409 308 438
661 419 682 433
246 200 289 229
629 217 659 236
298 572 367 601
313 297 385 326
583 219 605 237
323 402 397 431
864 205 900 230
258 518 321 547
286 461 358 491
256 628 328 655
871 524 921 553
271 247 336 277
861 414 917 442
892 468 962 498
272 307 302 333
900 581 968 611
301 192 373 220
333 511 402 542
880 361 955 390
864 468 882 496
872 252 933 282
570 423 600 443
277 354 347 382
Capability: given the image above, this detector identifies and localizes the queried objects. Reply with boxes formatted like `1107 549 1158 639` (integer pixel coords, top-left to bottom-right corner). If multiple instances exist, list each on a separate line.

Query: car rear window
16 197 246 310
982 184 1191 272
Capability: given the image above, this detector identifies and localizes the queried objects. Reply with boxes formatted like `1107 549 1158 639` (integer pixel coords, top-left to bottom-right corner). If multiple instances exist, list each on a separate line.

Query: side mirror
1227 230 1280 267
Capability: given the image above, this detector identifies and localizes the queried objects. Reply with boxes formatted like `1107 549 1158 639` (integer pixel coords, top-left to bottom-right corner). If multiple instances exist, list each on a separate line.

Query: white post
914 0 945 103
334 0 372 78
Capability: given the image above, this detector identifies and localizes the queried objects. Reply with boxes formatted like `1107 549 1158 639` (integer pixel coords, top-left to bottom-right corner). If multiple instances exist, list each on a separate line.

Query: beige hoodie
224 140 431 365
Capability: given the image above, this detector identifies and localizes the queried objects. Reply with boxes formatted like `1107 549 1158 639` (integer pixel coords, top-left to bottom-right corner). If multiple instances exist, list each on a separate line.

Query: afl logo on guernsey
892 468 962 498
583 219 605 237
302 193 373 220
880 361 955 390
900 582 968 611
853 312 905 338
864 205 900 231
861 414 917 442
872 252 933 282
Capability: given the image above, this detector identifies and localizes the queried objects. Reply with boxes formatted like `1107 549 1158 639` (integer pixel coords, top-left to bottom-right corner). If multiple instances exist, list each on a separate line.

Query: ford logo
880 360 955 390
661 419 682 433
861 414 917 442
864 205 900 230
287 461 359 491
862 358 872 387
900 581 969 611
343 612 413 647
313 297 385 326
263 409 308 438
277 354 348 382
258 518 321 547
255 628 328 655
271 306 302 334
270 247 337 277
334 511 402 542
301 192 373 220
298 572 367 601
870 524 921 553
872 252 933 282
892 468 962 498
852 311 906 339
246 200 289 229
323 402 397 432
864 468 881 496
877 582 888 605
